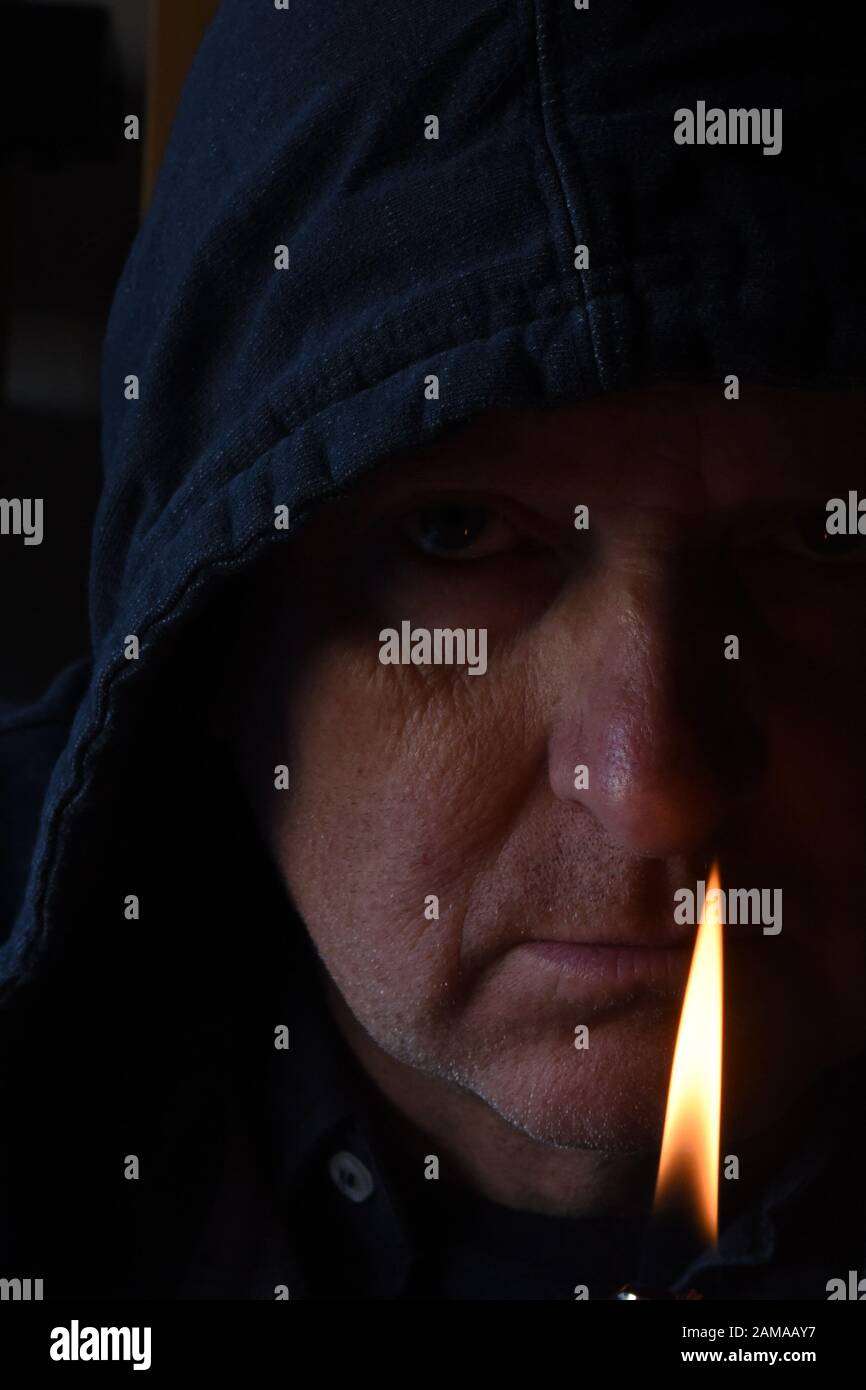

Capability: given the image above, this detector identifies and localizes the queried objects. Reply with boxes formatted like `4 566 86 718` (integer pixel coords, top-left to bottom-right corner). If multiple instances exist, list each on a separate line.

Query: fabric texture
1 0 865 1298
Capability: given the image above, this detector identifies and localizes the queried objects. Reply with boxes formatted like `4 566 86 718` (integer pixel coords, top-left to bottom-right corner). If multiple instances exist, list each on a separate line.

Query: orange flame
654 861 724 1245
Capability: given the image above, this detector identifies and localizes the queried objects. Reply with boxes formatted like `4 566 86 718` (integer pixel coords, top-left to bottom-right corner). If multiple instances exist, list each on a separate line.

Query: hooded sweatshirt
1 0 866 1300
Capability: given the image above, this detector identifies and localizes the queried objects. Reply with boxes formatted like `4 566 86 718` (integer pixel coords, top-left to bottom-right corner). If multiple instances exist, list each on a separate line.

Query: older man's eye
398 505 520 559
773 507 866 565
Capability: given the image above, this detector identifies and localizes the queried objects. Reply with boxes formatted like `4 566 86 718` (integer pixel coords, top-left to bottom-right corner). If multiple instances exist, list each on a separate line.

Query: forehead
373 384 866 513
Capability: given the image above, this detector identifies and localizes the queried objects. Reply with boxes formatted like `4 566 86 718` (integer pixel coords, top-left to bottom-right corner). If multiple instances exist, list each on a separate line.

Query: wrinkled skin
234 384 866 1217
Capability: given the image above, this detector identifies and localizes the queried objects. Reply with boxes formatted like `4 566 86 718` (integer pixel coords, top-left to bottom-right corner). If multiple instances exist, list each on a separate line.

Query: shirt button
328 1150 375 1203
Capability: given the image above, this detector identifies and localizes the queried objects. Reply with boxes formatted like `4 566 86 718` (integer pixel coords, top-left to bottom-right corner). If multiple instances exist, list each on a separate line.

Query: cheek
732 679 866 1067
769 672 866 871
256 630 539 1025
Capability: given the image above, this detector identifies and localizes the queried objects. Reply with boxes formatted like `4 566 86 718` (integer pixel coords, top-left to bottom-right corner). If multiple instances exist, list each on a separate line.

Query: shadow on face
235 383 866 1160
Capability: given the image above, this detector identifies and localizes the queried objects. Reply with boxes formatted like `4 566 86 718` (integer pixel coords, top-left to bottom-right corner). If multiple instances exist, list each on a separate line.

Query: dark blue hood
2 0 866 1301
2 0 865 1000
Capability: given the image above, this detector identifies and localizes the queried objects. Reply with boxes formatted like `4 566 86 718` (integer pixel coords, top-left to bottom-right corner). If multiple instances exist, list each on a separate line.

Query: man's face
237 384 866 1157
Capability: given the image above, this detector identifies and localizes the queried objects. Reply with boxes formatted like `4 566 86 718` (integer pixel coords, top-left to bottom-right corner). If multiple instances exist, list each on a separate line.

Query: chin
464 1007 678 1154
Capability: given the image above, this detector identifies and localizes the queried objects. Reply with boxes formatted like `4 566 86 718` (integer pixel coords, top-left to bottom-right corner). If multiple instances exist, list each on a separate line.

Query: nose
547 562 763 858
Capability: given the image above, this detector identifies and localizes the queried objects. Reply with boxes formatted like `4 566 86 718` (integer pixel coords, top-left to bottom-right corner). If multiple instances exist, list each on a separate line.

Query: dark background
1 0 148 702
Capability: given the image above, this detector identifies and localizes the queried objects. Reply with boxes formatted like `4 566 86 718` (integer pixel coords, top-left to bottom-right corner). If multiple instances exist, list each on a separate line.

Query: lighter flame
654 861 724 1244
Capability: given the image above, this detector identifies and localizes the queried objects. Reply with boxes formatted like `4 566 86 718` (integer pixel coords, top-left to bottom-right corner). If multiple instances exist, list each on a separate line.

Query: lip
517 939 695 994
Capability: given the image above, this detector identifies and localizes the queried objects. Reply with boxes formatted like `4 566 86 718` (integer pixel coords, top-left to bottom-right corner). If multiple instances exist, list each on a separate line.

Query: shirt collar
270 923 415 1294
275 913 864 1296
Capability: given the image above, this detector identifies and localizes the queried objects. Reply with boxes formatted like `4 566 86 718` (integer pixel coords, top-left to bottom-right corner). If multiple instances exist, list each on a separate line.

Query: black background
1 0 145 702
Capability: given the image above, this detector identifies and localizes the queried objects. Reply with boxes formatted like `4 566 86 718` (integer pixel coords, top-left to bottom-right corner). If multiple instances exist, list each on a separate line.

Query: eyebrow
363 397 866 524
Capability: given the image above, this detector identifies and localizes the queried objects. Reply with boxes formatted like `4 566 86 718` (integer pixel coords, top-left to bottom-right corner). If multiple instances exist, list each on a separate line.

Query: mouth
517 939 695 994
515 915 765 997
